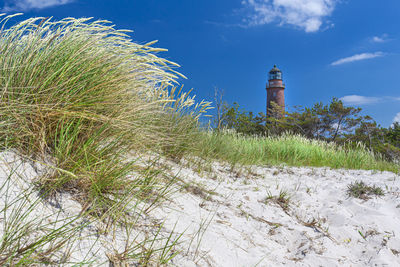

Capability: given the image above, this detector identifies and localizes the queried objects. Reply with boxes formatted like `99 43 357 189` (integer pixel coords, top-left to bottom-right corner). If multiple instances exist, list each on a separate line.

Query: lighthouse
266 65 285 117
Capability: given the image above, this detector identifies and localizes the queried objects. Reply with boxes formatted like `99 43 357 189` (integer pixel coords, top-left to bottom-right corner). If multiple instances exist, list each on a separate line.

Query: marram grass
195 131 400 172
0 14 209 265
0 14 208 197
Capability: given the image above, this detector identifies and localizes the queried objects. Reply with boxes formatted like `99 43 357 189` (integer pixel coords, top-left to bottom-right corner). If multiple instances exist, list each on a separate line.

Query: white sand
156 160 400 267
0 151 399 266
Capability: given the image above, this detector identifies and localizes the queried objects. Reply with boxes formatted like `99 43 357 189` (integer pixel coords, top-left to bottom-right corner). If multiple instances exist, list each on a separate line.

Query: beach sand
0 151 399 266
157 159 400 267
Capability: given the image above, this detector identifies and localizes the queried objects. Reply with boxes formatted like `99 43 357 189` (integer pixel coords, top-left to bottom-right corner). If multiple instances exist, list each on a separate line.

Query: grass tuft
347 181 384 200
265 189 291 211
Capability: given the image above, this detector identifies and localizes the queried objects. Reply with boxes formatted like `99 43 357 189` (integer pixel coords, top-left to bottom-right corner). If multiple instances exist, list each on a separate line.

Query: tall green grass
0 14 208 265
0 14 208 200
195 131 399 172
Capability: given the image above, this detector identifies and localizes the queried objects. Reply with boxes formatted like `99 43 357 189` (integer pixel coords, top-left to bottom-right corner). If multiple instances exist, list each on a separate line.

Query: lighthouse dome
269 65 282 80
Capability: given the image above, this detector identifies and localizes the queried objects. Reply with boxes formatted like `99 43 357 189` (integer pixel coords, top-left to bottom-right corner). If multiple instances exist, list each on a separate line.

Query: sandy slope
0 151 399 266
156 160 400 267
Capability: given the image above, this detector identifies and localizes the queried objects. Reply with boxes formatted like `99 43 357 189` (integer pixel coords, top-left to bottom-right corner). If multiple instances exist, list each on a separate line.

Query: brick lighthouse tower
266 65 285 117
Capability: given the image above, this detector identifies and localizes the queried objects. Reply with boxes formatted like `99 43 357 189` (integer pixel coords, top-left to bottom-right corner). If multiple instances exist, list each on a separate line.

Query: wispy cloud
340 95 381 105
339 95 400 106
2 0 74 12
372 36 385 43
241 0 339 33
393 113 400 123
331 52 385 66
371 34 389 43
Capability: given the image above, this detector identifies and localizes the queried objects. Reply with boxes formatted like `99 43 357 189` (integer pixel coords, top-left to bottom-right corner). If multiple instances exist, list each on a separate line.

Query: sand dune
157 160 400 266
0 151 399 266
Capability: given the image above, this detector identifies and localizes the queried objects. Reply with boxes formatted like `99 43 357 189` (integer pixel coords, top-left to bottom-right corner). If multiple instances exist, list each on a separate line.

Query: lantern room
269 65 282 80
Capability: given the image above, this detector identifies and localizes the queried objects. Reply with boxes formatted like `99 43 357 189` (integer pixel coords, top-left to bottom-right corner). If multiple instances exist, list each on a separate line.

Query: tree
266 98 362 141
213 101 266 135
349 116 383 149
386 122 400 148
324 98 362 141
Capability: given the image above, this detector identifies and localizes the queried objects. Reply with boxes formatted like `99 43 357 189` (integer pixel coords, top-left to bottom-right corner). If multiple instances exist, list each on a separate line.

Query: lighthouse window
270 73 282 80
273 92 277 97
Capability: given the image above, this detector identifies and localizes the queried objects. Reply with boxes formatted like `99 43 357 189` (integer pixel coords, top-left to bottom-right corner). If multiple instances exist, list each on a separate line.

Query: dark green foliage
267 98 362 141
386 122 400 147
216 101 267 135
348 118 400 162
325 98 362 141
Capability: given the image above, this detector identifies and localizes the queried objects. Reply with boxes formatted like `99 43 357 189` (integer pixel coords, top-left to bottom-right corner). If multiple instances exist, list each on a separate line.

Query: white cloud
372 36 384 43
331 52 385 66
371 34 388 43
2 0 74 12
242 0 339 32
393 113 400 123
339 95 380 106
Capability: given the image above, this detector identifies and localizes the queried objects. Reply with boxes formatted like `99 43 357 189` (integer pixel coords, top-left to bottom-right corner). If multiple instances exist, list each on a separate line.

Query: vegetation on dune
194 131 399 172
0 14 208 265
211 89 400 168
347 181 384 200
0 14 208 199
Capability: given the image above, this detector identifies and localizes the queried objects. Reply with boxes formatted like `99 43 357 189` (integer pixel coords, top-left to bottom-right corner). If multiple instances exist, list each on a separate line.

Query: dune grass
0 14 208 265
195 131 400 173
0 14 208 200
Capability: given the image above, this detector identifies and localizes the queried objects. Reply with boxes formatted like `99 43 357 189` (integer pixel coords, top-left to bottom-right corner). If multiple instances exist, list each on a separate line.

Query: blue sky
1 0 400 127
